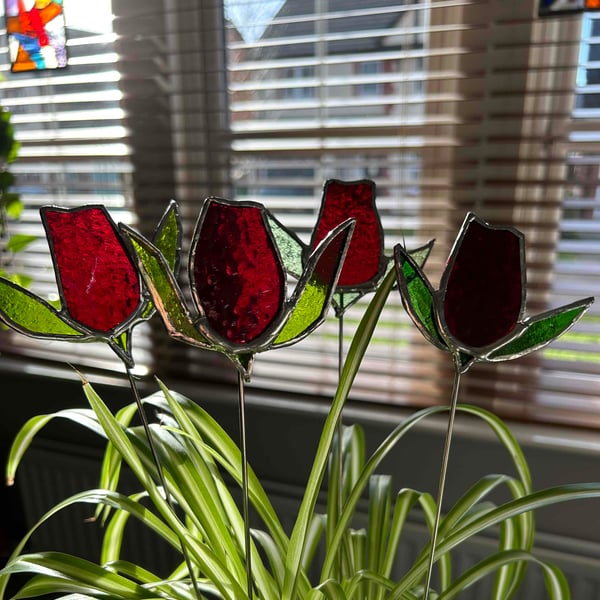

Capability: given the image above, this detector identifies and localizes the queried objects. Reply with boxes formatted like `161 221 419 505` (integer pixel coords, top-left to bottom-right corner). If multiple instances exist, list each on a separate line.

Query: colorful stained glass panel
5 0 67 72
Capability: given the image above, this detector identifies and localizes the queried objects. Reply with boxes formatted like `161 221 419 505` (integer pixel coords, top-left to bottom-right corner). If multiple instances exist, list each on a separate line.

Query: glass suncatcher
300 179 434 578
394 212 594 600
5 0 68 72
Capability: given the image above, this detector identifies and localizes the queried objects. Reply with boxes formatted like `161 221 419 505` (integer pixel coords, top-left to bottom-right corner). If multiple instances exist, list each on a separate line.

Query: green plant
0 105 35 288
1 266 600 599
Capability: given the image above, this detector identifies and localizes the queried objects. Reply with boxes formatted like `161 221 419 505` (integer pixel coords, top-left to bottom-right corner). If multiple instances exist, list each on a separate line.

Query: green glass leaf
274 220 353 346
394 244 447 351
0 278 85 338
267 212 304 278
109 331 134 368
141 201 182 319
409 239 434 269
333 290 362 315
6 234 37 253
235 352 255 381
152 201 181 271
275 280 329 345
120 225 212 349
333 242 433 317
489 297 594 361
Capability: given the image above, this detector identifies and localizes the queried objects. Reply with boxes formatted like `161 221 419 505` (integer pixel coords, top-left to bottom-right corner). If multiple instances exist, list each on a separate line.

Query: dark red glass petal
192 200 285 345
311 180 382 288
443 218 523 348
43 207 141 333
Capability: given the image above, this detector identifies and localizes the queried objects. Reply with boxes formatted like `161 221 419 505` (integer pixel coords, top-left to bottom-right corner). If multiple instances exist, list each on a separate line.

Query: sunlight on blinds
0 0 152 373
1 0 598 427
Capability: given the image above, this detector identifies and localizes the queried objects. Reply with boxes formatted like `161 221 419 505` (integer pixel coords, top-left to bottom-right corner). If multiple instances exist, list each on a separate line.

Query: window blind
0 1 153 374
221 0 600 428
1 0 599 428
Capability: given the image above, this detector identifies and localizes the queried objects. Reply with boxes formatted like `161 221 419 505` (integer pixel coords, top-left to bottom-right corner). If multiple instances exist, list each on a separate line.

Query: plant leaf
82 382 248 600
282 265 396 600
2 552 149 598
380 488 421 579
367 475 392 593
391 483 600 598
95 402 140 524
147 387 290 556
6 234 37 253
6 409 104 486
436 550 570 600
5 194 22 219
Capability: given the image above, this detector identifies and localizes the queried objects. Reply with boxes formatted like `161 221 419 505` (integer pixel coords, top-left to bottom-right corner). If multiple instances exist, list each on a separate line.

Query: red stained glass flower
310 179 384 291
121 197 354 380
394 212 593 372
42 206 142 334
190 200 286 345
0 202 180 368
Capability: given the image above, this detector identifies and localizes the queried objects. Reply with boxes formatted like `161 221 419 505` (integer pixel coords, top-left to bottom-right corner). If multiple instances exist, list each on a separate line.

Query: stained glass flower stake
0 202 203 600
305 179 435 578
309 180 385 534
120 197 355 599
394 212 594 600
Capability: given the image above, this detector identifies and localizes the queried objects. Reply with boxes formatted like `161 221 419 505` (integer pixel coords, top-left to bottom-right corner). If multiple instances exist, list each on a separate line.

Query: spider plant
0 104 35 288
2 267 600 599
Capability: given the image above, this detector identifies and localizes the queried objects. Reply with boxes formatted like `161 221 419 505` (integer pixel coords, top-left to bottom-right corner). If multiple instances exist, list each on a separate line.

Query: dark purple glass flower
439 216 524 350
395 212 593 371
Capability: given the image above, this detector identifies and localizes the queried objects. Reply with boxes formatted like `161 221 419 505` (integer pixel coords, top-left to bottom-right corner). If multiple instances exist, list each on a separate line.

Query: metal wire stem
238 371 253 599
423 355 463 600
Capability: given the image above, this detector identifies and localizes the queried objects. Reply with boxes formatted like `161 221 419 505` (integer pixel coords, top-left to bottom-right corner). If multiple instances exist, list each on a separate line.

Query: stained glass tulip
307 179 390 316
266 178 431 316
395 212 594 372
190 199 286 346
0 202 180 366
43 206 142 334
311 179 384 290
121 197 354 380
